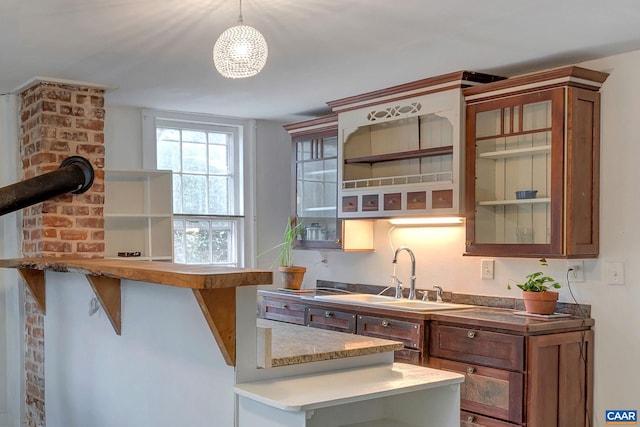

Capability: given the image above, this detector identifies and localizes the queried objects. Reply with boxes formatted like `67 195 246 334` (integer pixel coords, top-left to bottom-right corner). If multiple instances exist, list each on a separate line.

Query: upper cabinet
328 71 503 219
463 66 608 258
284 115 374 251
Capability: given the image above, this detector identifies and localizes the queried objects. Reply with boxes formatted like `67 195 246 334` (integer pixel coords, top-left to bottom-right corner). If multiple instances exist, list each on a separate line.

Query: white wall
104 106 143 170
44 273 235 427
0 94 22 427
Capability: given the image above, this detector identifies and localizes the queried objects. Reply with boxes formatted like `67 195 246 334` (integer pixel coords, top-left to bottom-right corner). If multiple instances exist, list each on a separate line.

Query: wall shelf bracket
193 288 236 366
86 275 122 335
18 268 46 314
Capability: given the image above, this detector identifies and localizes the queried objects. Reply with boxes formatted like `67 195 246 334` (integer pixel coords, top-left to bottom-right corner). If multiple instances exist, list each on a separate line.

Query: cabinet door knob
381 319 390 327
282 304 288 309
466 415 475 422
466 366 475 374
324 311 333 318
467 330 476 338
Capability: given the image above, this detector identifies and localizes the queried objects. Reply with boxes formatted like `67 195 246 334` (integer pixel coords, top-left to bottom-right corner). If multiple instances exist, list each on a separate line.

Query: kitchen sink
311 294 398 304
377 300 474 311
307 293 474 313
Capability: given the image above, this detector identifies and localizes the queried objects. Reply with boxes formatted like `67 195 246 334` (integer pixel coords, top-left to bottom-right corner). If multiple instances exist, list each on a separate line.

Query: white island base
235 362 464 427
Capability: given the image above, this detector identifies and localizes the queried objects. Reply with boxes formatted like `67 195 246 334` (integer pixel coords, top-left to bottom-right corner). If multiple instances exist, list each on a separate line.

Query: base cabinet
258 292 594 427
357 314 425 365
260 295 307 325
430 322 593 427
306 307 357 333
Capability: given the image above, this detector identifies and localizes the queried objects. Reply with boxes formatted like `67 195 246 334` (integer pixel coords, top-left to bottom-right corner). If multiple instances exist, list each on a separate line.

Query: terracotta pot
522 291 559 315
278 266 306 290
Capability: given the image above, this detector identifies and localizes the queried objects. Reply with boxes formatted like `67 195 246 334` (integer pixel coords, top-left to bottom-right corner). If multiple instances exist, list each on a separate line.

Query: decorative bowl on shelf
515 190 537 199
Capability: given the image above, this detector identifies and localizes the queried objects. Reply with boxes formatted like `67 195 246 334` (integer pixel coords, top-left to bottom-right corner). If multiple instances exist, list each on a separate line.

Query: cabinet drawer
432 189 453 209
461 411 520 427
306 307 356 333
260 297 306 325
430 357 523 424
407 191 426 210
341 196 358 213
430 324 524 371
357 315 423 351
383 193 402 211
362 194 379 211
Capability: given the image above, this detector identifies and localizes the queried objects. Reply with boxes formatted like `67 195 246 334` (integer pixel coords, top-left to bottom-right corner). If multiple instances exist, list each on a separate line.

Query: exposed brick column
18 80 106 427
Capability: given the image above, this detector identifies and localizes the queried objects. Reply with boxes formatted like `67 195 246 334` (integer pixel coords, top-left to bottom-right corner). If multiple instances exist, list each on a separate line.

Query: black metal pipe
0 156 94 217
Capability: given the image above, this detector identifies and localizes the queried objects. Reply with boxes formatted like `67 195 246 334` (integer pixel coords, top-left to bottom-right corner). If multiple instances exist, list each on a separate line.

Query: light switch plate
605 262 625 285
481 259 494 280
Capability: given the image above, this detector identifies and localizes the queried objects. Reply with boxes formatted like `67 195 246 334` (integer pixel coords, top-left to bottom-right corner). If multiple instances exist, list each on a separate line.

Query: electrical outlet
605 262 625 285
568 261 584 283
481 259 494 280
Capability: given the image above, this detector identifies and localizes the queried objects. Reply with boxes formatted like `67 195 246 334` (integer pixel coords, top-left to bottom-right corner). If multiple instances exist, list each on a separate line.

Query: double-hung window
143 111 249 266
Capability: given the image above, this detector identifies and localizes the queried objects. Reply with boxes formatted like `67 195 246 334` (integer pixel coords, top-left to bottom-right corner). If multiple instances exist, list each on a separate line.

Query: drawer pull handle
467 330 476 338
381 320 390 327
466 367 475 374
282 304 288 309
324 311 333 318
466 415 475 422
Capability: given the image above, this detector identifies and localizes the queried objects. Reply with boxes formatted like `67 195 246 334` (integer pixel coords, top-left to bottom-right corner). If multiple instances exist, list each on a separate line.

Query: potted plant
508 258 561 314
260 217 306 290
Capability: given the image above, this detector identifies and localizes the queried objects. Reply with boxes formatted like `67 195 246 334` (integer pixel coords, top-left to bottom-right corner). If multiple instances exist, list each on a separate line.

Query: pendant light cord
237 0 244 23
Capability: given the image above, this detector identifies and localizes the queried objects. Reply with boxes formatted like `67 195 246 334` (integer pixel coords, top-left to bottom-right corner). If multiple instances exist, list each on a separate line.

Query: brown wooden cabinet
305 307 426 364
430 318 594 427
463 66 608 258
258 291 594 427
306 306 357 333
356 314 425 365
283 115 374 252
260 294 307 325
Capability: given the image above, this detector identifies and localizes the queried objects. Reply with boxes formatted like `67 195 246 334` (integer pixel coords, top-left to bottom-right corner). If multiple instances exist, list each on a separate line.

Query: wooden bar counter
0 257 273 366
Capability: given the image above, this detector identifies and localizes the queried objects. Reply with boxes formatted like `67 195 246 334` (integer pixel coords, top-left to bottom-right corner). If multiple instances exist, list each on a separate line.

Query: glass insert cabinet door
293 129 341 249
466 89 565 255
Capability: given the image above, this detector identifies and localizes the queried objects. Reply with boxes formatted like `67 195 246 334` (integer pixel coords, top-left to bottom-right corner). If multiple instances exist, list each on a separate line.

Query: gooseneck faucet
392 246 417 300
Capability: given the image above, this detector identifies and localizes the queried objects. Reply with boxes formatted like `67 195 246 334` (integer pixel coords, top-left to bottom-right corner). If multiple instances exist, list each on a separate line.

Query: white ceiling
2 0 640 123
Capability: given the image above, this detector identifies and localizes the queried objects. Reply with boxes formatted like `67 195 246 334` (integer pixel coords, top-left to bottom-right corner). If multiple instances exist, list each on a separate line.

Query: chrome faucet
392 246 417 300
390 275 404 299
433 285 444 303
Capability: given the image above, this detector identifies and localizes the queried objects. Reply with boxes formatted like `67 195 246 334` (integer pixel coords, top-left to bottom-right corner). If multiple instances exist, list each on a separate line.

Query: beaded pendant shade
213 0 268 79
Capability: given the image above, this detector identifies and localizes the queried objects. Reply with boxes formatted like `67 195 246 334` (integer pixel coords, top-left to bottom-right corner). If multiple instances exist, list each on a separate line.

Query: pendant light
213 0 268 79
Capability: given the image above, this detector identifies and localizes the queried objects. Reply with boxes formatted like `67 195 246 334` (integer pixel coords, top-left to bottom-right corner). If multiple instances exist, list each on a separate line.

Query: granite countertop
258 289 594 335
257 318 403 367
429 307 594 334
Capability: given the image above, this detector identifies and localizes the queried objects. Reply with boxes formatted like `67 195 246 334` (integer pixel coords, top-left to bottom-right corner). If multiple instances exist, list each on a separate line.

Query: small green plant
278 217 303 267
258 217 304 268
507 258 561 292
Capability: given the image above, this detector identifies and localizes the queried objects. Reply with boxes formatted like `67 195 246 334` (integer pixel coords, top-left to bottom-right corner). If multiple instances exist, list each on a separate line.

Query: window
143 111 252 266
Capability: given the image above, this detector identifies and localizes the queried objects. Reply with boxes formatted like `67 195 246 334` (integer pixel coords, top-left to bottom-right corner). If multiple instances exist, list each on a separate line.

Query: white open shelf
104 169 173 261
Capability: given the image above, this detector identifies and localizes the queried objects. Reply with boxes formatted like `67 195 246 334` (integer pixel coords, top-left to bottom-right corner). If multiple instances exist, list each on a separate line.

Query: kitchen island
241 315 465 426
